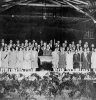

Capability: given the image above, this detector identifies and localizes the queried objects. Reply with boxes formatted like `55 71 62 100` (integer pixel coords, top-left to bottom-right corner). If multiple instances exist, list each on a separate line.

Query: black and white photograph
0 0 96 100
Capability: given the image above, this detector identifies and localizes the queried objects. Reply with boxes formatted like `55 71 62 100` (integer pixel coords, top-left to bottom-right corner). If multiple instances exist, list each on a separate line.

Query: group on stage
0 39 96 70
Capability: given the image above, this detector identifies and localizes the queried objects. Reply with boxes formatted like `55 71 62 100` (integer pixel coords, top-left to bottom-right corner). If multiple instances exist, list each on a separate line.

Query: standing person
1 39 5 47
87 47 92 69
31 47 38 71
40 40 44 48
1 47 9 68
58 47 66 69
43 45 52 56
52 48 59 70
9 47 17 68
15 47 19 54
79 47 83 69
9 40 13 48
16 40 20 47
82 49 89 69
23 47 31 70
73 49 80 69
91 48 96 69
16 48 24 69
37 45 43 56
66 50 73 70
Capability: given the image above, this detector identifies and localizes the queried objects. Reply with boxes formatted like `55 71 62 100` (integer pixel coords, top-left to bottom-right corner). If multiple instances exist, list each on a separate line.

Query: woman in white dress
16 47 24 69
9 47 17 68
23 47 31 69
1 47 9 68
91 48 96 69
66 50 73 70
31 47 38 71
52 48 59 70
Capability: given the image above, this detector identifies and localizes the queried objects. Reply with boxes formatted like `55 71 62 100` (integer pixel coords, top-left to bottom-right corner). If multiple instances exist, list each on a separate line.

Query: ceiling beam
15 2 87 7
72 0 89 5
49 0 62 5
16 2 69 7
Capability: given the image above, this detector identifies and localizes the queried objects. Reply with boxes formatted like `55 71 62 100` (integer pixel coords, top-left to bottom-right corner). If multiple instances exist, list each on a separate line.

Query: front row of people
52 47 96 70
0 47 38 71
0 46 96 71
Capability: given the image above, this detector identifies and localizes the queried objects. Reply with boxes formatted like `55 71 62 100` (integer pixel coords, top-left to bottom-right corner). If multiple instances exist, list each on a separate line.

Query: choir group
0 39 96 71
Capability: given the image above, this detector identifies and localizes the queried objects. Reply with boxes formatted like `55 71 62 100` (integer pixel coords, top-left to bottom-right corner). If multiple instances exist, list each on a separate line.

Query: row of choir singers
52 48 96 69
0 47 38 69
0 47 96 69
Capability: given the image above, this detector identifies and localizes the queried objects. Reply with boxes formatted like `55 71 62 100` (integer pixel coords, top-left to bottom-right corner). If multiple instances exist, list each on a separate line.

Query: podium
38 56 53 71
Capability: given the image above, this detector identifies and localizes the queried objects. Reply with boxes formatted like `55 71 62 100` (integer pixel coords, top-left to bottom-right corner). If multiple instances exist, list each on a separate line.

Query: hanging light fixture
43 0 47 20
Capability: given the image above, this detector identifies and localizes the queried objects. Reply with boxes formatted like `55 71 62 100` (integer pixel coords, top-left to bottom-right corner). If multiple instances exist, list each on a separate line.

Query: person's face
33 40 35 43
50 40 52 44
10 40 12 44
77 44 79 47
13 44 15 47
80 47 82 51
21 43 24 46
35 43 37 46
62 43 65 47
44 43 46 46
29 42 31 46
57 41 60 44
27 47 29 51
69 44 71 47
72 41 75 45
38 45 40 49
65 40 67 44
95 49 96 52
20 48 22 51
47 45 50 49
79 40 82 44
25 40 28 43
84 49 87 52
1 39 4 43
16 47 18 51
17 40 19 44
12 48 15 51
40 40 43 44
55 43 58 47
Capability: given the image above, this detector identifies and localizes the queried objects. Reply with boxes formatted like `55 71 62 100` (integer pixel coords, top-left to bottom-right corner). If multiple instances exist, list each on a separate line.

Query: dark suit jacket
38 49 43 56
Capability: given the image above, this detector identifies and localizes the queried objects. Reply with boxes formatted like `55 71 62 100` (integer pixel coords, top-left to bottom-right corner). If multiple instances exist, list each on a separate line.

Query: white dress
16 51 24 69
91 52 96 69
31 51 38 69
9 51 17 68
1 51 9 68
66 53 73 69
52 51 59 68
23 51 31 69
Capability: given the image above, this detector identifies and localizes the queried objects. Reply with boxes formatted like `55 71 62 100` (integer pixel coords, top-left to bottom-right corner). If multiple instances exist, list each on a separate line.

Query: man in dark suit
43 45 52 56
37 45 43 56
